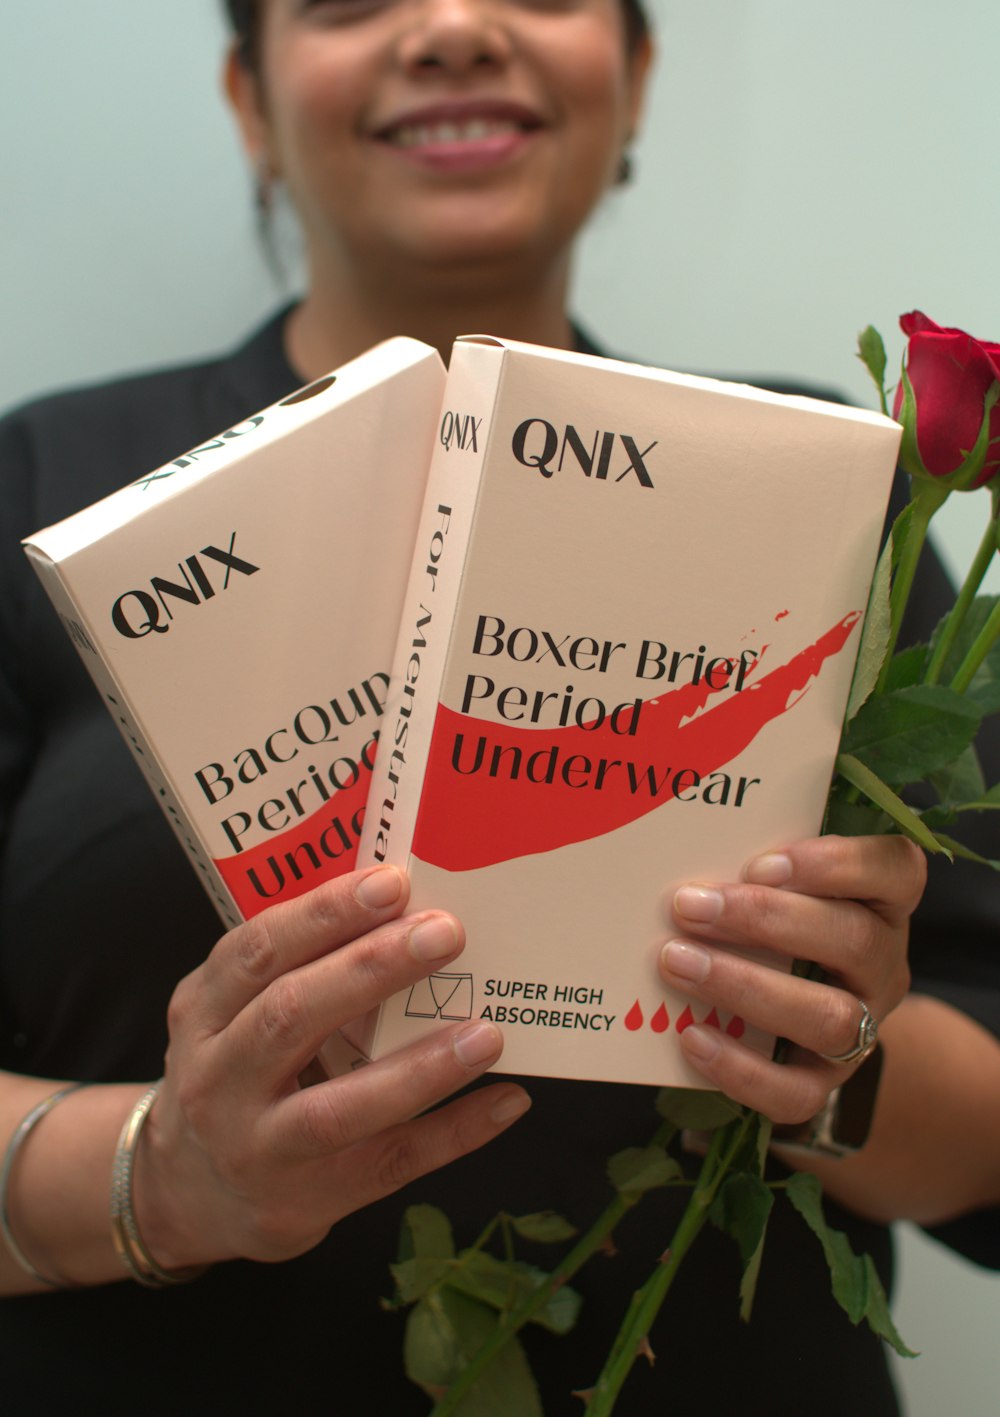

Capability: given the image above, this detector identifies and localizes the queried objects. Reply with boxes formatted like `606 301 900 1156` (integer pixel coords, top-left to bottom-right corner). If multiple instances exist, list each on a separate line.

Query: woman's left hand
658 833 926 1124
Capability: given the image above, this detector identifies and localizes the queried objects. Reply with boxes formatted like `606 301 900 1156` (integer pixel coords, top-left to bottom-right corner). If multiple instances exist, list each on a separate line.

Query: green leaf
785 1174 917 1357
929 832 1000 871
856 325 888 405
404 1290 544 1414
930 744 986 807
884 643 928 691
840 684 981 785
508 1211 578 1244
445 1251 582 1336
399 1204 455 1264
846 532 892 721
392 1205 456 1301
834 755 952 856
709 1172 775 1322
655 1087 743 1131
824 797 892 838
923 595 991 682
606 1145 682 1197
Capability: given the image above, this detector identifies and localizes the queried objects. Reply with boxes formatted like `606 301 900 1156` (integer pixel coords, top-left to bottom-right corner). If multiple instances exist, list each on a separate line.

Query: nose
396 0 514 76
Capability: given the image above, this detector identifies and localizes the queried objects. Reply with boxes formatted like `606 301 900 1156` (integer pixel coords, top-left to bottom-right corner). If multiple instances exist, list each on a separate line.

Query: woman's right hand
135 865 528 1272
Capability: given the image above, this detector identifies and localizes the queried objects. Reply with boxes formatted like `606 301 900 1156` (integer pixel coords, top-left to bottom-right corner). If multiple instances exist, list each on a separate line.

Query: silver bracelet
109 1081 208 1288
0 1083 86 1287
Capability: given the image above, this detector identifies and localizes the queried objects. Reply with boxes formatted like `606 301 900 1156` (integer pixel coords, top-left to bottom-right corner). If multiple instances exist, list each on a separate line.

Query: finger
223 910 467 1091
321 1083 532 1224
675 1025 832 1125
182 866 410 1033
271 1018 508 1160
659 938 876 1060
667 881 908 1004
742 834 926 926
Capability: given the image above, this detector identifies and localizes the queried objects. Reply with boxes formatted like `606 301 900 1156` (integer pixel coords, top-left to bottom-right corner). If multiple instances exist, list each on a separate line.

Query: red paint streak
650 1002 669 1033
726 1016 746 1039
676 1004 695 1033
214 770 369 918
625 1000 644 1031
775 609 790 621
703 1007 721 1029
411 613 861 871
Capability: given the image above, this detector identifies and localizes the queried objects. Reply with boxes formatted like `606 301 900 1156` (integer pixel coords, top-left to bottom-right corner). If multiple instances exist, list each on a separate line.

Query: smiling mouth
384 116 533 148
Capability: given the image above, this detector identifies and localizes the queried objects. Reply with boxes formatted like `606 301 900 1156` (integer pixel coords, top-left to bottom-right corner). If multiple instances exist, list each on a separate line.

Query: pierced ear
222 43 272 168
625 33 654 138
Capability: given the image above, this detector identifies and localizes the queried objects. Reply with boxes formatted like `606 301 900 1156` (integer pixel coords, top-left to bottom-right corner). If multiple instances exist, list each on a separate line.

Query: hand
657 835 925 1124
136 866 529 1270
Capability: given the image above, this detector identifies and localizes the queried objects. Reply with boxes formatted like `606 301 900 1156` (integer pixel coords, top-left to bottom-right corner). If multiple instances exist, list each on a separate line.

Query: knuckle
741 883 787 938
372 1133 423 1196
836 902 880 973
894 836 928 907
232 913 280 988
258 973 309 1048
300 1083 361 1154
777 1075 830 1127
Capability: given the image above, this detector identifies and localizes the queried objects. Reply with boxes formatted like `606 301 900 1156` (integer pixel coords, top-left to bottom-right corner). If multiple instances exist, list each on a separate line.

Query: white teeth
389 117 520 148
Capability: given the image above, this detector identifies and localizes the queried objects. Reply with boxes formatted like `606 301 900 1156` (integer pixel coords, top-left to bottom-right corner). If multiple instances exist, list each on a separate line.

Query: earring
616 150 634 186
255 153 274 222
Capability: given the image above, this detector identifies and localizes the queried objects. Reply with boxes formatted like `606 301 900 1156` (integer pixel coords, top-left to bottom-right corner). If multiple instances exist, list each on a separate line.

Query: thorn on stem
599 1235 619 1258
571 1388 595 1408
637 1335 656 1367
658 1247 672 1265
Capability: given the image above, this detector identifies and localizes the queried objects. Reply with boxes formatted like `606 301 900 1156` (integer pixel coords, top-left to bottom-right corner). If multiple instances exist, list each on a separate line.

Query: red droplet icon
650 1003 669 1033
676 1004 694 1033
703 1007 721 1029
625 1000 644 1031
726 1015 745 1038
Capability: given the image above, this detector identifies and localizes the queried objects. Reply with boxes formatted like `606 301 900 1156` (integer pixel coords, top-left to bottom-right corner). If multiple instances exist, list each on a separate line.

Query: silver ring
821 998 879 1065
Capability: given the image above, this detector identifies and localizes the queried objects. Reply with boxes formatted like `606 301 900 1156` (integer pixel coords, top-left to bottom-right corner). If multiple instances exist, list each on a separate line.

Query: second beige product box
349 337 902 1087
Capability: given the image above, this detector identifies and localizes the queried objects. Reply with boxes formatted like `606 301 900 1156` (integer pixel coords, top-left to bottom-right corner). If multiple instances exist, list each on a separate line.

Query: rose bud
892 311 1000 490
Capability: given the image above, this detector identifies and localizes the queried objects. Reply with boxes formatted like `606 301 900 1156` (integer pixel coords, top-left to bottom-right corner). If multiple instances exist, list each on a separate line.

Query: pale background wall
2 3 998 1412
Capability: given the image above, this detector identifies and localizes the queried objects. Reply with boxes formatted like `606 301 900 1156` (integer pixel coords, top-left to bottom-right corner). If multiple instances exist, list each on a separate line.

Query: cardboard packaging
349 337 902 1087
24 338 445 936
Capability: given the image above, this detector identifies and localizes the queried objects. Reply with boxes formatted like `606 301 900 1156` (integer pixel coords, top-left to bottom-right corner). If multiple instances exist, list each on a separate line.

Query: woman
1 1 997 1412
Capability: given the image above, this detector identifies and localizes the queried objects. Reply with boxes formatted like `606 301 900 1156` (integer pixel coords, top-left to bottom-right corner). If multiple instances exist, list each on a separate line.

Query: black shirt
1 309 997 1415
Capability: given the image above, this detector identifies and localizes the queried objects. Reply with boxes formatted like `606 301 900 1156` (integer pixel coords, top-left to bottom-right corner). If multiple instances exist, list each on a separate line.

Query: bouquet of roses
386 312 1000 1416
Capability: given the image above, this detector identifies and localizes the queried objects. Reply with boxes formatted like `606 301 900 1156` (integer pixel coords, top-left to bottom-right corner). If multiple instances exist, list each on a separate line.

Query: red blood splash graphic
412 613 861 871
625 1000 644 1031
775 609 790 621
703 1007 721 1029
213 770 370 918
726 1016 746 1039
650 1002 670 1033
676 1004 695 1033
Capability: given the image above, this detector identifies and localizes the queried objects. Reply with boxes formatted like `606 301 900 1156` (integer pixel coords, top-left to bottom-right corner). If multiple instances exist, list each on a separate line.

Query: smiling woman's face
227 0 651 288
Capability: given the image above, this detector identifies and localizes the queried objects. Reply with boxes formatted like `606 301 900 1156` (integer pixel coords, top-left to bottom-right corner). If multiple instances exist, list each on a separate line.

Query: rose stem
430 1120 678 1417
923 507 1000 685
584 1112 754 1417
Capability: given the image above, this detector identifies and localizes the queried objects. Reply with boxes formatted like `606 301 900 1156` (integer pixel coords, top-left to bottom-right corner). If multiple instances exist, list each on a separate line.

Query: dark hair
223 0 650 72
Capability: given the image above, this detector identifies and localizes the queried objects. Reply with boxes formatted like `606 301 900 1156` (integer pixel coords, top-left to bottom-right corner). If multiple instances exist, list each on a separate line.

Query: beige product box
348 336 902 1087
24 338 445 936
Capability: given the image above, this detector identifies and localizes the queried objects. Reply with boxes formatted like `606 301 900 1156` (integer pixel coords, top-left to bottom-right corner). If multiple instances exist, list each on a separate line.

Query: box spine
348 342 502 1054
23 548 243 931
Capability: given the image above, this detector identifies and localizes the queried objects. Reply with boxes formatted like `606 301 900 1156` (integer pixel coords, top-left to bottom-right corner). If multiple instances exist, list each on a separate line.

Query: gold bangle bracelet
109 1081 208 1289
0 1083 86 1288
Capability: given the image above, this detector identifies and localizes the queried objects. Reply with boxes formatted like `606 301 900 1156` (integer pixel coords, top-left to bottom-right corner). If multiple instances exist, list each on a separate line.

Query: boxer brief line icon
406 973 474 1021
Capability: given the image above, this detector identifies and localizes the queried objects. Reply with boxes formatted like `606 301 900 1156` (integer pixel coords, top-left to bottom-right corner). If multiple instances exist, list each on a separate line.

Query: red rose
892 311 1000 488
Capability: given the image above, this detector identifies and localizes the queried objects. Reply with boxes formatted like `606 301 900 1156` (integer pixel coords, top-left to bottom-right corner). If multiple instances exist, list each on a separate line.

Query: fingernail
490 1088 531 1126
744 852 793 887
660 940 711 984
682 1025 721 1063
355 866 402 909
453 1020 502 1068
674 886 723 924
409 915 459 963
